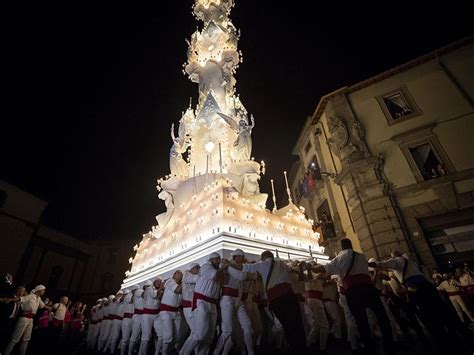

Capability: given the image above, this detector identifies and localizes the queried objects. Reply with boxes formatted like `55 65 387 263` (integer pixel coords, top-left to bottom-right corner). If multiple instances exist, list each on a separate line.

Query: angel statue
218 112 255 162
156 190 174 228
170 123 189 178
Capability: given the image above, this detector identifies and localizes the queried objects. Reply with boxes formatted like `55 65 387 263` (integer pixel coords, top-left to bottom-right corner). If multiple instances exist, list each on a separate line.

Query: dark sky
4 1 473 241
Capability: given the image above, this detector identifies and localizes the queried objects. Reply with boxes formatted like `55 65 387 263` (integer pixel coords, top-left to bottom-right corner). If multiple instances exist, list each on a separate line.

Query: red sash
182 300 192 308
306 290 323 300
342 274 372 290
71 319 82 329
160 303 179 312
266 282 293 303
447 291 461 296
52 318 64 327
192 292 218 310
22 312 35 319
222 286 239 298
143 308 159 315
134 309 144 315
124 312 133 318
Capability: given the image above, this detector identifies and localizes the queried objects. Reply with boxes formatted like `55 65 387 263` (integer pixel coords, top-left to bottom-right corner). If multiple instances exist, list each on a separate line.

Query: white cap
130 285 139 291
108 295 115 300
208 252 221 261
116 290 124 295
123 289 130 295
33 285 46 293
190 263 200 269
144 280 153 287
101 297 108 302
96 298 102 303
368 258 377 263
231 249 245 258
442 273 449 278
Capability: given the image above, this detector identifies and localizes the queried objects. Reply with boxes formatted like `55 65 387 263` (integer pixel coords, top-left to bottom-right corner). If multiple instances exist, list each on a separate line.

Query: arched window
101 272 114 293
47 265 64 290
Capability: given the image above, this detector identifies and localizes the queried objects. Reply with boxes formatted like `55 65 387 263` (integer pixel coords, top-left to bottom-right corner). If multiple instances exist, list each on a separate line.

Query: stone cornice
393 168 474 197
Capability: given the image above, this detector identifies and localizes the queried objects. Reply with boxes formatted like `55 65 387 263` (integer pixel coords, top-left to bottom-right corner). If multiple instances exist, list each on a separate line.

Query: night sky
5 1 473 241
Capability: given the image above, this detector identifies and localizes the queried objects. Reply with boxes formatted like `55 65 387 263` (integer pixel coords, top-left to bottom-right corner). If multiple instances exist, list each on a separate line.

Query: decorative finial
283 171 293 204
270 179 277 213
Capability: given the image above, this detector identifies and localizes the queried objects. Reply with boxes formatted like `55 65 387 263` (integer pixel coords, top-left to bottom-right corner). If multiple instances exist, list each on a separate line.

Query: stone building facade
0 180 134 304
290 37 474 269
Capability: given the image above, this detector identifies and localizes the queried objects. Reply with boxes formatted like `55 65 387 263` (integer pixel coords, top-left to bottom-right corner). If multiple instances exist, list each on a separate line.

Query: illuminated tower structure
122 0 328 288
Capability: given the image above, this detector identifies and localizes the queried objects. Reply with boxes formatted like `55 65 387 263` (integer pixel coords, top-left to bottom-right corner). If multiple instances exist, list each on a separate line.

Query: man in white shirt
438 274 474 322
51 295 68 344
376 251 470 352
139 280 161 355
229 250 307 354
106 290 124 354
182 263 200 343
86 299 102 350
98 295 115 351
313 239 394 355
160 270 184 354
303 262 329 351
128 287 144 355
214 249 254 355
180 252 228 355
120 289 135 355
4 285 51 355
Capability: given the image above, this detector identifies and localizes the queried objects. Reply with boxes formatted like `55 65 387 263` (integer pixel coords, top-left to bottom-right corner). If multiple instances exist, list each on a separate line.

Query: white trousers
98 319 113 350
138 313 157 355
449 295 474 322
183 307 195 334
120 318 133 355
323 300 342 339
107 319 122 353
154 314 163 355
3 317 33 355
128 314 143 355
180 300 218 355
306 298 329 350
214 296 254 355
161 310 183 354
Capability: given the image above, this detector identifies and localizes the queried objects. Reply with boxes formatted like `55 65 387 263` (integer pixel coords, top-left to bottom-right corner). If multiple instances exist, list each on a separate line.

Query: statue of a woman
218 113 255 162
170 123 189 178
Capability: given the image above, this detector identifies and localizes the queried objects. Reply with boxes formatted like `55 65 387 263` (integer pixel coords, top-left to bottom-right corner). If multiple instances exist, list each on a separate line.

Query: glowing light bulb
205 141 215 152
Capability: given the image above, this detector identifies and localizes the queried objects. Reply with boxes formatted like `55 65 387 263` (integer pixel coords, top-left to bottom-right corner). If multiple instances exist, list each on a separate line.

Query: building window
101 272 114 293
107 248 118 264
47 265 64 291
408 144 447 181
296 157 322 199
392 124 455 183
316 200 336 239
377 86 422 125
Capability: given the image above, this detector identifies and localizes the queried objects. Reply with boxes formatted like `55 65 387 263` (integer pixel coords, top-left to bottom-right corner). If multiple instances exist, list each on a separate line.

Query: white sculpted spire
123 0 326 286
168 0 250 177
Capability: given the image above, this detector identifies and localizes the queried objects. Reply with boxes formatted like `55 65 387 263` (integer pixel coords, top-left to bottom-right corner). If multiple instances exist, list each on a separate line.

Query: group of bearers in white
83 239 472 355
